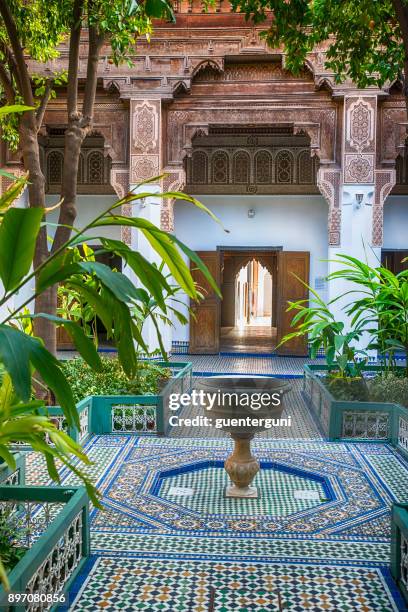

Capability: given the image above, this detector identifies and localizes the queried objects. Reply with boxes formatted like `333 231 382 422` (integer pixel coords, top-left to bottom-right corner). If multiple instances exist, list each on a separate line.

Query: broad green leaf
0 104 34 116
0 325 31 401
99 238 169 310
0 175 28 214
31 313 102 371
29 342 78 428
0 373 13 419
78 262 141 303
0 207 43 292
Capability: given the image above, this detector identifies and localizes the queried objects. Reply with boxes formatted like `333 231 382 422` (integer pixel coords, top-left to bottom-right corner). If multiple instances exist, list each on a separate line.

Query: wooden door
276 251 310 356
189 251 221 353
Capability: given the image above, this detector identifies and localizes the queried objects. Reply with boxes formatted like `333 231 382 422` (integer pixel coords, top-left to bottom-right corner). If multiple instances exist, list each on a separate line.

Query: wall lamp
248 208 256 218
355 193 364 209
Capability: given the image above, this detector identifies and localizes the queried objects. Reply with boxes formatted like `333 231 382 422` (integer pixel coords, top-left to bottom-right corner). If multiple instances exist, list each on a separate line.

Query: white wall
45 195 120 242
383 196 408 249
173 194 329 341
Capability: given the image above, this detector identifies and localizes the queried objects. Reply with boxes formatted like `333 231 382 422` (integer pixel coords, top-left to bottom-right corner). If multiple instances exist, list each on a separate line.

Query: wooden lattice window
87 151 104 184
298 149 315 184
255 150 272 184
233 151 250 184
275 150 293 184
77 153 84 184
192 151 208 183
47 151 63 184
212 151 229 183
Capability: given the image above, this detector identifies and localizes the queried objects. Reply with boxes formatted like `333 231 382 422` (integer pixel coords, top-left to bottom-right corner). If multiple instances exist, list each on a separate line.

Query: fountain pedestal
225 433 259 498
197 376 292 499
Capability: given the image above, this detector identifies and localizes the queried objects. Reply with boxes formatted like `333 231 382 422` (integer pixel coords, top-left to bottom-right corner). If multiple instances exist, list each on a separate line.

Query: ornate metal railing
9 362 192 448
398 417 408 453
342 410 390 440
111 404 157 433
0 486 89 611
0 453 25 486
303 364 406 442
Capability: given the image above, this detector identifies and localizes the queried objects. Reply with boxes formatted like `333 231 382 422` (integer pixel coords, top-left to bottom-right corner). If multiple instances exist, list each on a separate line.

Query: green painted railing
11 362 192 448
391 503 408 605
0 486 89 611
91 361 192 436
0 454 25 486
303 364 408 445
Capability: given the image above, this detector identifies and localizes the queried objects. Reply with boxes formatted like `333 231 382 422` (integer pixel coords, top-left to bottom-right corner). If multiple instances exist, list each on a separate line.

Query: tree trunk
19 115 57 354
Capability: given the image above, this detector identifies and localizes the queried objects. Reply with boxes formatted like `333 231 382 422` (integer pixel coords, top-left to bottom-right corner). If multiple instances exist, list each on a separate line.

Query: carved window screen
212 151 229 183
255 150 272 184
87 151 105 184
276 150 293 183
47 151 63 184
298 149 315 184
233 151 250 184
192 151 208 184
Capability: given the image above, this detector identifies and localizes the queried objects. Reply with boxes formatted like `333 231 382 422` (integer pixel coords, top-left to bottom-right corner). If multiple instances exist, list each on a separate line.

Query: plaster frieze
317 167 342 247
372 169 397 247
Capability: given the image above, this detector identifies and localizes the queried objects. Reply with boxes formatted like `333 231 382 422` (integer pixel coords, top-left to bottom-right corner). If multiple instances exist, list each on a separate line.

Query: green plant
0 507 27 573
129 264 203 360
369 372 408 407
57 244 99 344
61 357 170 403
328 254 408 376
0 163 221 587
278 276 368 379
0 0 177 355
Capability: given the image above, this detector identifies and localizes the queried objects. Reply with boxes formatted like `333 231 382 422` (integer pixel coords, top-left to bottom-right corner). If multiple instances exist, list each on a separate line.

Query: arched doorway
221 256 275 353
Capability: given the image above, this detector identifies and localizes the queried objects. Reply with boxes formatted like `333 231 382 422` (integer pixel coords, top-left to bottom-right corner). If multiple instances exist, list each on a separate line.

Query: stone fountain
197 376 292 498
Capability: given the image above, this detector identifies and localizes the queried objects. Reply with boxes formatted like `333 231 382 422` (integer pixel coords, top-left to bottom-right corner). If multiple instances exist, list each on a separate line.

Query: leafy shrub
369 373 408 407
61 357 171 403
325 375 370 401
0 508 27 572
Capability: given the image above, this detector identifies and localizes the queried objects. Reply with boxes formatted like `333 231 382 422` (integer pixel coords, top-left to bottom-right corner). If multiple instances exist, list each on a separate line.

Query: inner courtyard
1 1 408 611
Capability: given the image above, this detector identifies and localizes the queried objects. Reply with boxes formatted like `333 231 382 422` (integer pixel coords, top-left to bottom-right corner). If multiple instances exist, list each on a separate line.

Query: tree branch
67 0 83 120
4 45 23 96
0 0 34 106
36 79 52 131
0 62 14 103
82 24 105 122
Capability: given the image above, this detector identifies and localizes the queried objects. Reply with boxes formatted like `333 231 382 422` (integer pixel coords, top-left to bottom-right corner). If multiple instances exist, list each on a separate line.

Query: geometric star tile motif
23 434 408 610
69 557 400 611
91 439 390 538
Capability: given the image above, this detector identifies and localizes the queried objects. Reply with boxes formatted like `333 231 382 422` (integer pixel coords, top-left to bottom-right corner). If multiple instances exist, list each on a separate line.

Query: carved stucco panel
317 167 341 246
346 98 375 152
381 106 407 162
344 154 374 184
372 169 396 247
161 168 186 232
131 100 160 155
130 154 159 183
344 97 376 184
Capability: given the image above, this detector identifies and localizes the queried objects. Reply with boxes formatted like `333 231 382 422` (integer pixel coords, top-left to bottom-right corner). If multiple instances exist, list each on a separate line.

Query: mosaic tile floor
170 354 323 377
26 434 408 610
